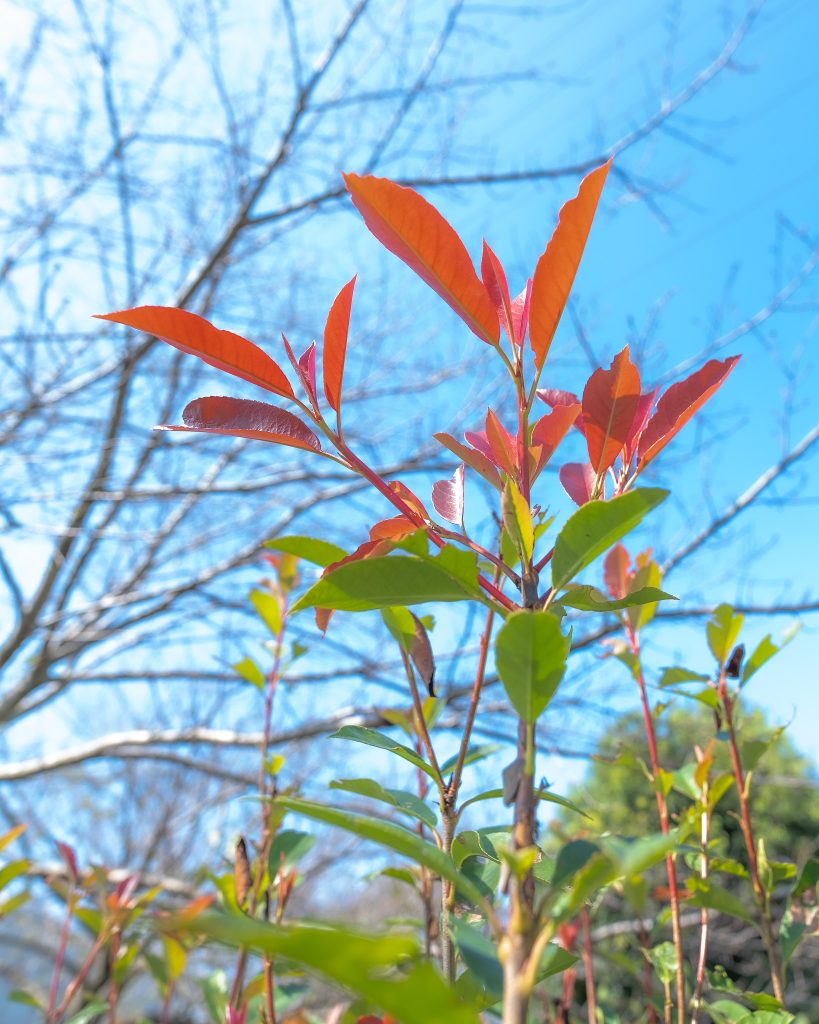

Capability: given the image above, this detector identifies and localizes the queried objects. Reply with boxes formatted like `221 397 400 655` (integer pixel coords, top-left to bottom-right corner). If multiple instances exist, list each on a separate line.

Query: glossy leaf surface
431 464 465 524
329 778 436 829
551 488 668 591
161 396 321 452
323 275 356 411
582 345 640 476
330 725 436 778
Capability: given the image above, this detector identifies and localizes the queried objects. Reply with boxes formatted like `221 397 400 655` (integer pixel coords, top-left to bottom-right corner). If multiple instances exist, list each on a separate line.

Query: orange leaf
484 409 517 478
323 276 357 412
637 356 740 471
343 174 499 345
481 242 514 344
603 543 630 599
582 345 641 477
369 516 419 541
531 403 580 478
529 159 612 367
96 306 293 398
159 396 321 453
388 480 428 520
433 433 501 490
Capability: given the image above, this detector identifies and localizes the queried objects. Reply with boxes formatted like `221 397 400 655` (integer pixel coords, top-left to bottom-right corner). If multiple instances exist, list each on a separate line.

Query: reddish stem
580 909 597 1024
627 624 686 1024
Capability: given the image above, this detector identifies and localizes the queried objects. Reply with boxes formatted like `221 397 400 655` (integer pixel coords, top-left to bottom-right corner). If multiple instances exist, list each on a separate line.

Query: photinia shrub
59 161 815 1024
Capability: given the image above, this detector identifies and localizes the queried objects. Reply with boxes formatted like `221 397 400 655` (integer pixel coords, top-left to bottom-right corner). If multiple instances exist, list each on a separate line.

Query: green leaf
451 829 504 870
330 725 436 779
264 535 347 567
8 990 42 1008
627 559 664 631
688 877 757 925
552 839 600 888
741 625 798 687
268 830 316 875
449 917 503 998
330 778 437 829
439 743 501 776
65 1003 108 1024
557 584 676 612
706 604 744 665
459 788 590 819
706 1000 753 1024
291 555 477 614
502 480 534 561
780 856 819 964
495 610 570 722
380 606 416 652
275 797 487 908
602 830 681 877
644 941 678 984
179 913 480 1024
200 969 228 1024
551 488 668 591
232 656 264 689
659 667 711 688
249 589 282 635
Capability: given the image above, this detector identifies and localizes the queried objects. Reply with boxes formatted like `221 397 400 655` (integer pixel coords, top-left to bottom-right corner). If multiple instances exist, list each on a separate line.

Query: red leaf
315 607 333 634
536 388 585 435
559 462 597 506
388 481 429 520
56 841 80 884
637 356 740 470
160 396 321 452
369 516 418 541
510 279 532 347
623 388 658 467
531 404 580 477
603 543 630 599
481 242 514 344
431 463 465 524
298 341 317 401
343 173 499 345
582 345 641 476
323 275 356 412
485 409 517 477
95 306 293 398
529 159 612 367
433 433 501 490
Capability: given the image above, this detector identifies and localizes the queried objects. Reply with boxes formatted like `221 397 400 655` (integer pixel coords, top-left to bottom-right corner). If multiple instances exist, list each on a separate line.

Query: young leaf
603 543 630 599
323 275 356 412
637 356 740 470
529 159 612 367
275 797 487 907
510 279 532 347
433 433 501 490
582 345 641 476
343 173 499 345
330 725 436 779
530 404 579 477
484 410 517 477
431 464 465 524
556 583 675 612
95 306 294 398
267 830 316 876
409 612 435 695
160 396 321 452
707 604 744 666
265 535 347 567
369 517 419 542
290 555 476 614
559 462 597 506
480 242 515 343
329 778 437 829
249 589 282 635
741 627 797 687
439 743 501 776
551 488 668 591
495 611 570 722
232 656 264 689
501 479 534 561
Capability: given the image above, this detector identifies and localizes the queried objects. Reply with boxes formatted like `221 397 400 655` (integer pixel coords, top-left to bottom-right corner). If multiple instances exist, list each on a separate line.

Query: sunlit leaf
330 778 437 829
431 464 465 524
480 242 514 343
556 583 675 612
265 535 347 567
603 543 630 599
501 479 533 561
559 462 596 506
433 433 501 490
529 160 611 367
95 306 294 397
344 173 498 345
582 345 641 476
551 488 668 591
495 611 570 722
706 604 744 666
637 356 740 470
330 725 436 779
323 275 357 412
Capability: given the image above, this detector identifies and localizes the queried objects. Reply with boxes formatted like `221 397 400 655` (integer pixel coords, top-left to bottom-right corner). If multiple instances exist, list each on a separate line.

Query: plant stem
440 808 457 982
717 673 786 1004
690 775 710 1024
580 908 597 1024
47 892 77 1023
627 624 686 1024
638 923 658 1024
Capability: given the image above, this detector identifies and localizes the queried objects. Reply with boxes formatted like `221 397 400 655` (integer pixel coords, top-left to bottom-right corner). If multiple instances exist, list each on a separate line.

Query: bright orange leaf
323 275 357 412
343 174 499 345
529 159 612 367
433 433 501 490
637 356 740 471
95 306 294 398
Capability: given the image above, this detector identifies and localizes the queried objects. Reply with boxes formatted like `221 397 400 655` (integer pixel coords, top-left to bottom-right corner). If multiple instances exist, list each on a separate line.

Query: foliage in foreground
5 163 817 1024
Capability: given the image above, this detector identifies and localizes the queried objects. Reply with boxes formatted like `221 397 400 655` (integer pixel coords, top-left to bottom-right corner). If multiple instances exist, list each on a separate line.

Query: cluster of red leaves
96 160 738 558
